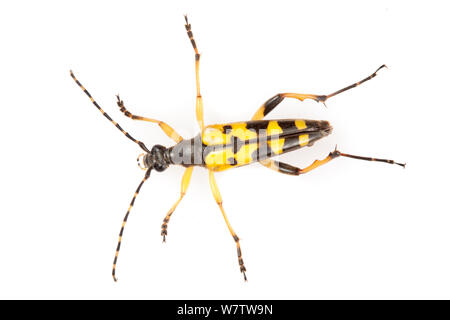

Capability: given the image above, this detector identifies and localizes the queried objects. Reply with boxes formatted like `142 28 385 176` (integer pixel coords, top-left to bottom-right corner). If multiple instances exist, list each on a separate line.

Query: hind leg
260 147 405 176
252 65 387 120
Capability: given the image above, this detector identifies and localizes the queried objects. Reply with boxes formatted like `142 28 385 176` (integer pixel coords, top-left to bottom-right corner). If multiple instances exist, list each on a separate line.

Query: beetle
70 16 404 281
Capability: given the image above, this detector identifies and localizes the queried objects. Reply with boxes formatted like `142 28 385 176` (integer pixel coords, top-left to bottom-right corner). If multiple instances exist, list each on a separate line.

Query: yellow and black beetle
71 16 404 282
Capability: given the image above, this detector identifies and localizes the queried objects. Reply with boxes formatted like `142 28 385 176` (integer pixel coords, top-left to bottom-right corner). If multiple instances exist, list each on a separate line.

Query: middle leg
184 15 204 130
208 170 247 281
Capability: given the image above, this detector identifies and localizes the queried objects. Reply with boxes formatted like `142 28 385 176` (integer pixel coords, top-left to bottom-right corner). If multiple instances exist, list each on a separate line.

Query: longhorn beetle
70 16 405 282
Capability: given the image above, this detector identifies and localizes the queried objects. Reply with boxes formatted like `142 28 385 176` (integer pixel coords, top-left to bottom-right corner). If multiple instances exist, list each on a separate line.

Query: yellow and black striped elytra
71 16 405 282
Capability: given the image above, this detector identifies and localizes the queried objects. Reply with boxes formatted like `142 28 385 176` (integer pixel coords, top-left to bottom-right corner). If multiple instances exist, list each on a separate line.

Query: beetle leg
116 95 183 143
252 65 387 120
208 170 247 281
260 153 339 175
161 167 194 242
184 15 204 130
260 148 405 175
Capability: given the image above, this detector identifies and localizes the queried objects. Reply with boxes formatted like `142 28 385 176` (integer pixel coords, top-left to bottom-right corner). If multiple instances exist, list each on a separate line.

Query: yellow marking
268 137 284 155
230 123 257 141
115 251 119 257
202 125 229 145
205 148 235 170
90 97 95 102
112 120 117 125
299 134 309 147
81 85 85 90
267 121 284 154
295 120 307 130
267 121 283 136
203 122 260 146
235 143 258 165
122 221 126 227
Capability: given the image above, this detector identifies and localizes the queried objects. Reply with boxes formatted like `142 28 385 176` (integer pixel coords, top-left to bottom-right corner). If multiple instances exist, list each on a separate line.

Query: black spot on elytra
222 125 232 133
277 120 296 131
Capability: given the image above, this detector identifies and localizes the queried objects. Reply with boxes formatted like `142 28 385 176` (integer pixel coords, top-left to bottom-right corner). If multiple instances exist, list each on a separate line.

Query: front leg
161 167 194 242
116 95 183 143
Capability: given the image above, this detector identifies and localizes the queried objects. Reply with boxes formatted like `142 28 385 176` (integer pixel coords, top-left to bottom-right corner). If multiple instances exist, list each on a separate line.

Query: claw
242 270 248 282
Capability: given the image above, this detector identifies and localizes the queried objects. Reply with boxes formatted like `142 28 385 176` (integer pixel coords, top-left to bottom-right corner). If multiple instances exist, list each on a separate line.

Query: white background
0 0 449 299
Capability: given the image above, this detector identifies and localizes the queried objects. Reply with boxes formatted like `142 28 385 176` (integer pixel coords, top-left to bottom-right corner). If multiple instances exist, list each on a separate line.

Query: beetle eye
153 162 167 172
